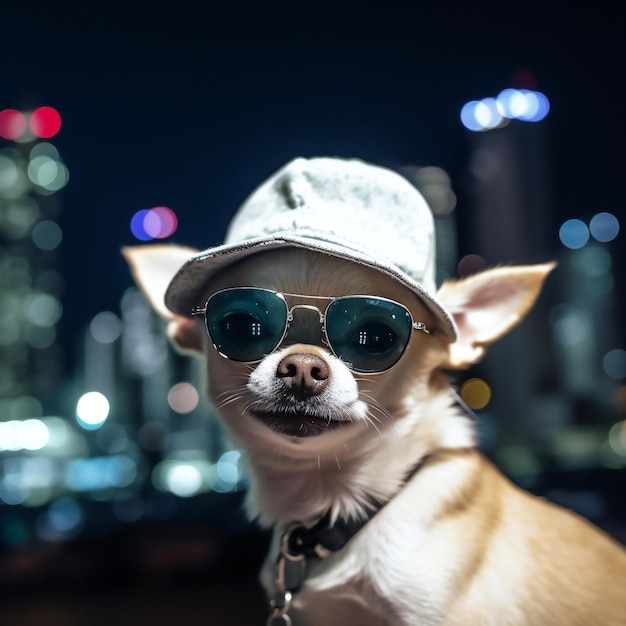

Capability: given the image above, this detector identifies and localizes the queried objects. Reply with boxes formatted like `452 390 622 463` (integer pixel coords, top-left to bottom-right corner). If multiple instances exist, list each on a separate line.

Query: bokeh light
65 455 137 490
27 155 69 192
475 98 504 130
603 349 626 380
213 450 241 493
572 246 614 296
167 382 200 414
0 109 27 141
145 206 178 238
30 142 59 160
589 212 619 243
461 378 492 410
559 219 589 249
460 101 483 132
130 209 151 241
574 245 612 276
47 498 82 532
152 459 216 498
24 292 62 327
90 311 122 344
457 253 487 277
410 166 457 215
0 419 50 452
169 464 203 497
461 89 549 132
130 206 178 241
76 391 110 430
3 198 39 238
608 421 626 457
0 152 30 198
550 305 590 348
37 497 83 541
29 106 62 139
164 463 203 497
496 88 550 122
28 155 57 185
32 220 63 250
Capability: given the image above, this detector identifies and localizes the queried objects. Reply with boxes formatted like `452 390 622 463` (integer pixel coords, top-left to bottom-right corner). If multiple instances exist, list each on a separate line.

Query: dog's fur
125 245 626 625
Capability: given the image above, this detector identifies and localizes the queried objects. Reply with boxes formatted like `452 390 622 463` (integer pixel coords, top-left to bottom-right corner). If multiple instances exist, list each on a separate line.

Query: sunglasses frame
191 287 430 374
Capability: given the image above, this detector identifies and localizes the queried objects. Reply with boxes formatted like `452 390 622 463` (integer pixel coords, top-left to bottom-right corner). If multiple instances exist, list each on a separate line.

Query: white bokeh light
76 392 110 430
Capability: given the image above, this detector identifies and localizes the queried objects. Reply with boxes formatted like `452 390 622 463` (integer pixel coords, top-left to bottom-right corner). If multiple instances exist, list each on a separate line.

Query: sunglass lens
205 289 288 361
325 297 412 372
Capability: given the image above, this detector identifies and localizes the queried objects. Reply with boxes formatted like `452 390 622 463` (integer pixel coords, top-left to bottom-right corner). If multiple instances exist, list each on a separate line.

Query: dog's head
124 244 554 459
123 158 554 525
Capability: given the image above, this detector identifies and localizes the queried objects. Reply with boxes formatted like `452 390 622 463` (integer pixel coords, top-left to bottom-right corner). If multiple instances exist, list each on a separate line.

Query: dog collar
266 459 427 625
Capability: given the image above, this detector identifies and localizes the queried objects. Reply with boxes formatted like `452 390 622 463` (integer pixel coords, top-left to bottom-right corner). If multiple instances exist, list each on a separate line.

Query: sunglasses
192 288 430 374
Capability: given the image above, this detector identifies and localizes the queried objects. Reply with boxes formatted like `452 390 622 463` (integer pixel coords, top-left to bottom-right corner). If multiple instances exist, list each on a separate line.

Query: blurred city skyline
1 1 624 343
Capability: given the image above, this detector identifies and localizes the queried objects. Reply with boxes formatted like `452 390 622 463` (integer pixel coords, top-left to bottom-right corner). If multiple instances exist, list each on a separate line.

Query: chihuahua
123 155 626 625
125 245 626 626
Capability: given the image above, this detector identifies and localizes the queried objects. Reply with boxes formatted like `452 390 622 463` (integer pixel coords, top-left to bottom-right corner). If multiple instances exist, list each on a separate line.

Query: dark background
1 1 625 624
3 0 625 335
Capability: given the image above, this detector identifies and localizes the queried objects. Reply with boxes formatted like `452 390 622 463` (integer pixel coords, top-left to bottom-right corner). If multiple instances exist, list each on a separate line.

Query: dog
124 157 626 625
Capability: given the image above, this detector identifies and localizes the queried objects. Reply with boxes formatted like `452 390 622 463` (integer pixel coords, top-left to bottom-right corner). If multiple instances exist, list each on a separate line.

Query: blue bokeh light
130 209 152 241
559 219 589 249
589 212 620 243
460 101 483 132
462 88 550 132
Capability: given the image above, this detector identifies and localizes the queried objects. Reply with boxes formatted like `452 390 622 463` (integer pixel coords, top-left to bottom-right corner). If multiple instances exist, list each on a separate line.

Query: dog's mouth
251 410 351 438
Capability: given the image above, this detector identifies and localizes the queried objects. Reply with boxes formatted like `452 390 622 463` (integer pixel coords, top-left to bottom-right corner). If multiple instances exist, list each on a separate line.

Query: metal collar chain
267 525 307 625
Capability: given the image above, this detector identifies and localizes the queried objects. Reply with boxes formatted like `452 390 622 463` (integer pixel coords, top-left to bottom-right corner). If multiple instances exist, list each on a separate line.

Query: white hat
165 157 457 339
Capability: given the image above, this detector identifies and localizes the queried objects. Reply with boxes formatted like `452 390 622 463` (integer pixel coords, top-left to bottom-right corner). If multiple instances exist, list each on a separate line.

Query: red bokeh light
0 109 27 140
30 106 62 138
144 206 178 239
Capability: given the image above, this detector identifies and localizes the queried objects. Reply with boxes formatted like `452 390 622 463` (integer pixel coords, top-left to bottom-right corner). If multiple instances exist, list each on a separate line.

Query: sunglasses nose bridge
287 304 325 325
284 304 328 348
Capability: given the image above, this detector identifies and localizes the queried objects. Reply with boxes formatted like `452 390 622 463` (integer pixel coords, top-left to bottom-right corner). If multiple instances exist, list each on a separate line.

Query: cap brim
164 235 457 340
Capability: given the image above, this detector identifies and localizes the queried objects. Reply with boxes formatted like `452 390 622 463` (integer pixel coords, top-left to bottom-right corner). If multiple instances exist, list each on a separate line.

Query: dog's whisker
362 412 383 436
242 398 265 414
214 385 249 402
353 377 374 385
358 392 395 426
359 403 382 424
215 394 239 409
216 392 250 410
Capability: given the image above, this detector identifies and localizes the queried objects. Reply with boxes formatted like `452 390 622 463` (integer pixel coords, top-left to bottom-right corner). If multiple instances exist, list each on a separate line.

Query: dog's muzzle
248 351 356 438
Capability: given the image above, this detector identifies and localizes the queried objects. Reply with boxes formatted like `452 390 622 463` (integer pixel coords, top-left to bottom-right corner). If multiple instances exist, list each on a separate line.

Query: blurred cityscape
1 90 625 621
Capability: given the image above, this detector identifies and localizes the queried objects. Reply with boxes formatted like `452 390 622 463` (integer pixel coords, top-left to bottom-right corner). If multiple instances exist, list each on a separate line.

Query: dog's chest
261 505 452 626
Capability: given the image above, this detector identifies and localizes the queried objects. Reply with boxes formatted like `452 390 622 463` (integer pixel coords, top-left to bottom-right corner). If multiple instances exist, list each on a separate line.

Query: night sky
2 0 625 347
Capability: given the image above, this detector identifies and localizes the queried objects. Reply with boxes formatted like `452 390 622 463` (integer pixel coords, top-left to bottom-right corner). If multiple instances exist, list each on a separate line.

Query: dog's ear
122 245 205 353
436 262 556 368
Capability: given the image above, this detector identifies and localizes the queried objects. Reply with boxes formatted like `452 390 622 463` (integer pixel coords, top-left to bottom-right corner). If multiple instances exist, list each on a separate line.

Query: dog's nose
277 353 330 398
